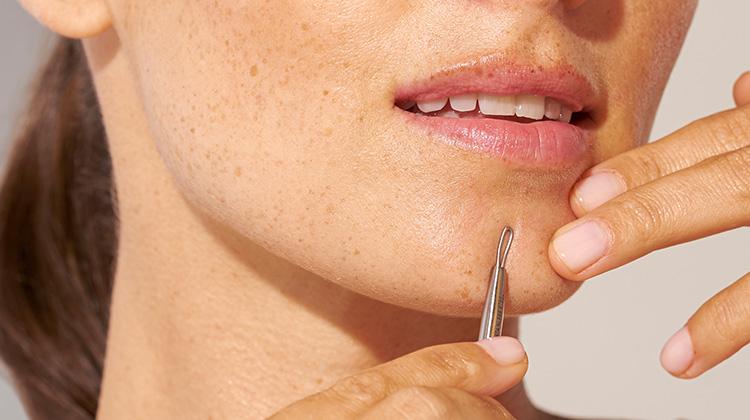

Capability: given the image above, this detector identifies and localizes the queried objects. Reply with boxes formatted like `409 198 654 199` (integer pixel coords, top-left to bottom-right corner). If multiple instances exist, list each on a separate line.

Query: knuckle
386 387 456 419
702 107 750 150
422 346 483 386
619 146 677 184
705 292 750 345
328 370 392 406
716 147 750 207
612 187 678 243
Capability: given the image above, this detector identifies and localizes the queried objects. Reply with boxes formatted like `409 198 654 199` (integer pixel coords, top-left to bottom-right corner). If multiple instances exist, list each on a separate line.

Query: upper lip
393 54 598 114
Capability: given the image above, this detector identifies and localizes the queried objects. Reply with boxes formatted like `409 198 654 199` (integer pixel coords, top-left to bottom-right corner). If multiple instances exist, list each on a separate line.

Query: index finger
734 71 750 107
570 103 750 216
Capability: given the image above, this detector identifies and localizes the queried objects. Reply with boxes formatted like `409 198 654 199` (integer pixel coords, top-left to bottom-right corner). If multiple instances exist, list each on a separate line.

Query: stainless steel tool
478 227 514 340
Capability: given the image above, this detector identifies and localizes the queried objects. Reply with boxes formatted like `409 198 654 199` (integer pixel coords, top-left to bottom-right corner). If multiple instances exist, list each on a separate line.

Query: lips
394 56 598 167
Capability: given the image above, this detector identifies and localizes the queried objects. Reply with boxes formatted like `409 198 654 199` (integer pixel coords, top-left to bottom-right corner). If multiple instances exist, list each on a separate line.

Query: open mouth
396 93 587 125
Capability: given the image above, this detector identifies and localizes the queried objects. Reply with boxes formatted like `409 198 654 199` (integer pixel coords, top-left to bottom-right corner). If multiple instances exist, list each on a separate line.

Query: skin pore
49 0 699 418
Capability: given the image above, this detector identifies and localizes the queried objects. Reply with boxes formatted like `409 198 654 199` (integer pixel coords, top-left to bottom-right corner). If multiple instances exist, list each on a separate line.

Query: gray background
1 1 748 419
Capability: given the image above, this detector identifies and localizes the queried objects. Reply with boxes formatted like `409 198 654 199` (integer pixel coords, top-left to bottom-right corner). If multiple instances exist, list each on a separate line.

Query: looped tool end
479 226 515 340
497 227 514 269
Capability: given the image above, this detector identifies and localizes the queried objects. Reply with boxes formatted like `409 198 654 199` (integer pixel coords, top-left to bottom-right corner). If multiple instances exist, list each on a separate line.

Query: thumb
270 337 528 419
369 337 529 397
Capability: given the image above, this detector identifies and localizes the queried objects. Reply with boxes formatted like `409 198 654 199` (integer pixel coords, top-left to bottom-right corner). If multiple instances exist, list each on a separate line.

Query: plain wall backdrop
2 1 749 419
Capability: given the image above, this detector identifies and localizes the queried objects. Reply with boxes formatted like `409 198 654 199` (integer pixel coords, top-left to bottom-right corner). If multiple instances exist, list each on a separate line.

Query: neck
85 29 544 420
97 204 540 418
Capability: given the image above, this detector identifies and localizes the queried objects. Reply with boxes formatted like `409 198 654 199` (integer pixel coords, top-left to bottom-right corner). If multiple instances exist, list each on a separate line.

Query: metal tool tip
497 227 514 269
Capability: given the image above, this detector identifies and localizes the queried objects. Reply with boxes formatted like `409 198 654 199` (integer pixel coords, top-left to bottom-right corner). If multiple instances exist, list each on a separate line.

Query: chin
301 176 587 319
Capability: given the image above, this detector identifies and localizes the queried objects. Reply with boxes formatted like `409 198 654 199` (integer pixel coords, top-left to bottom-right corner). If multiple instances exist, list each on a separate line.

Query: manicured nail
551 221 609 273
573 171 627 212
660 326 695 376
476 337 527 366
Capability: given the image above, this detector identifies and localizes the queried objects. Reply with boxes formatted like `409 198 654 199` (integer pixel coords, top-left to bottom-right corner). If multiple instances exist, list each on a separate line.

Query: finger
734 71 750 107
660 272 750 378
570 105 750 216
549 146 750 279
268 337 527 420
359 387 515 420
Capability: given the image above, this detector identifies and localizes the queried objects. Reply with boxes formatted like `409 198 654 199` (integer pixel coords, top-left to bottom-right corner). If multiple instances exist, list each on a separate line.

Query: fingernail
476 337 527 366
551 221 609 273
573 171 626 212
660 326 695 376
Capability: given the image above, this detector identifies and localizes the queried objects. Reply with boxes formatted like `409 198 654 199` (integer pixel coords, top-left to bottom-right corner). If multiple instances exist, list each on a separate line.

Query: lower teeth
408 106 563 123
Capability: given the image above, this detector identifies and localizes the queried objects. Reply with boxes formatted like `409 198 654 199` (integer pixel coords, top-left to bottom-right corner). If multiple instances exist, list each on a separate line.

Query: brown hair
0 36 116 420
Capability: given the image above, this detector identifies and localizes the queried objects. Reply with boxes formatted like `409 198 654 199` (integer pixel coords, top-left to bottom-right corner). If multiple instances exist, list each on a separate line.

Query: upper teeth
411 94 573 123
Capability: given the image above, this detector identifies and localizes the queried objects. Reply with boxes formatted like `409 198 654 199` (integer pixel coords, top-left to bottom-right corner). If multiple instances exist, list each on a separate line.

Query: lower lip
400 111 589 167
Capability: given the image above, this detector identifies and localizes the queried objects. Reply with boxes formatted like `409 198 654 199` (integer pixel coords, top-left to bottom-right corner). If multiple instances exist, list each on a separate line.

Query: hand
548 71 750 379
268 337 527 419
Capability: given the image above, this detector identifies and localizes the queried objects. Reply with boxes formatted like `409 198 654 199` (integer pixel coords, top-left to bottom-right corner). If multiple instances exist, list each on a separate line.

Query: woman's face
108 0 696 316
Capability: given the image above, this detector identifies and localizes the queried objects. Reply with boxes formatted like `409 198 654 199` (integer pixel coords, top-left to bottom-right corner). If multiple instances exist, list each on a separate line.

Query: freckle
249 65 258 77
342 256 347 261
234 166 242 177
347 236 352 241
353 249 360 255
190 127 195 133
301 22 310 31
323 90 329 96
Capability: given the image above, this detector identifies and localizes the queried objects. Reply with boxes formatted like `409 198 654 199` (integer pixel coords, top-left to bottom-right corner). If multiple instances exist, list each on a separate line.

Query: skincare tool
478 227 514 340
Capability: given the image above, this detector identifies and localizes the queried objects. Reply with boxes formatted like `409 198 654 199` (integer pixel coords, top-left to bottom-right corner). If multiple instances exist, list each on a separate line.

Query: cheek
110 1 686 317
116 1 364 222
589 0 696 161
